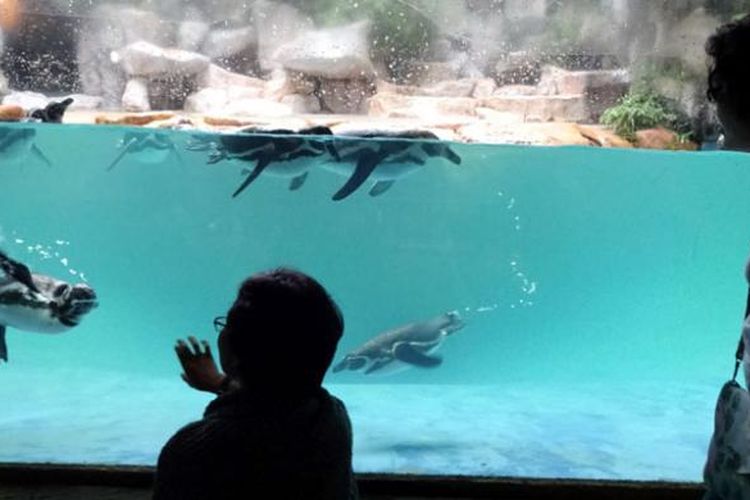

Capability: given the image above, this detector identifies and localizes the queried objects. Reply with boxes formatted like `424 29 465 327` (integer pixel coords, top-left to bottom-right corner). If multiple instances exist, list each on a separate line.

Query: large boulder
253 0 314 74
112 42 210 78
202 26 259 76
271 21 378 114
77 4 172 108
273 21 375 80
111 42 212 110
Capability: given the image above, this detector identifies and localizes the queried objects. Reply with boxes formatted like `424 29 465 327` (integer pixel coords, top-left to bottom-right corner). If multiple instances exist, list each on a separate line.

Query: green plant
600 90 692 141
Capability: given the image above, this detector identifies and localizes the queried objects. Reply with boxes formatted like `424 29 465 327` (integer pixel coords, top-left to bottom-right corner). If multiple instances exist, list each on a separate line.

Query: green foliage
288 0 438 82
600 91 692 141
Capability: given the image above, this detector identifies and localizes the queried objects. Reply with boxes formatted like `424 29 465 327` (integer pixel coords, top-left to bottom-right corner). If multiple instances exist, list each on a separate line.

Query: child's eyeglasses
213 316 227 333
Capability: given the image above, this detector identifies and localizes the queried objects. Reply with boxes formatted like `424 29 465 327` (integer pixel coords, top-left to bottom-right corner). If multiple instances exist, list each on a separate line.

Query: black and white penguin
332 311 465 376
323 129 462 201
28 97 74 123
196 126 338 197
0 251 97 362
107 131 181 171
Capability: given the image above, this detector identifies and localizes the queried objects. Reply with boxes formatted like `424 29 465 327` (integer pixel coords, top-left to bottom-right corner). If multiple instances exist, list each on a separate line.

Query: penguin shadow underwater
332 311 465 376
0 250 98 363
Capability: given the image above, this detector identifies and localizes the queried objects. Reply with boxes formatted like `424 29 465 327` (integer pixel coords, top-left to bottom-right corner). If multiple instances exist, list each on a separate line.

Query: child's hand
175 336 226 394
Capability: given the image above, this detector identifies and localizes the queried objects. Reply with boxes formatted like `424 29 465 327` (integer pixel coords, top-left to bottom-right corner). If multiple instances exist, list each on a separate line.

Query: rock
197 64 266 90
112 41 210 77
0 104 24 121
330 120 458 141
475 107 524 124
202 26 259 75
219 99 293 118
493 52 542 86
493 85 541 96
185 86 266 114
63 94 104 111
122 78 151 112
144 116 196 130
185 89 292 117
472 79 497 99
263 72 292 101
77 4 171 108
481 95 587 122
457 122 595 146
375 80 421 96
184 88 228 114
635 128 698 150
2 91 48 110
369 94 478 119
273 21 375 80
419 62 462 85
178 21 210 52
576 125 633 148
419 79 477 98
254 0 315 73
537 66 630 121
95 112 175 126
319 79 375 114
281 94 321 114
281 71 319 96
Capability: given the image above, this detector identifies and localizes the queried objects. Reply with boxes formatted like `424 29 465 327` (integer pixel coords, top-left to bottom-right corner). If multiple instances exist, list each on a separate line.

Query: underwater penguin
332 311 465 376
0 251 98 362
205 126 338 197
107 131 181 171
323 130 462 201
0 127 52 167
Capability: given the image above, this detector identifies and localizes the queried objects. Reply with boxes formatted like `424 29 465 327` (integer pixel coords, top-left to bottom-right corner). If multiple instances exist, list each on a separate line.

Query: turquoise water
0 122 749 480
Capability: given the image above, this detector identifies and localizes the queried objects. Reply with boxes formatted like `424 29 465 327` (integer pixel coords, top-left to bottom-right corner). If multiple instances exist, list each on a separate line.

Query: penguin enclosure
1 0 750 486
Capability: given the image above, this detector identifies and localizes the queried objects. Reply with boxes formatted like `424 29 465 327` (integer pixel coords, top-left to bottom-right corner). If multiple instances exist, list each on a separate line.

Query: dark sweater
153 387 357 500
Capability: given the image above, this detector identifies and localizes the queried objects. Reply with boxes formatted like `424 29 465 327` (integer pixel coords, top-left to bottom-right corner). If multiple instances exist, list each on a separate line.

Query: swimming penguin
107 131 181 171
0 251 98 362
0 127 51 167
323 130 462 201
206 126 338 197
28 97 74 124
332 311 465 376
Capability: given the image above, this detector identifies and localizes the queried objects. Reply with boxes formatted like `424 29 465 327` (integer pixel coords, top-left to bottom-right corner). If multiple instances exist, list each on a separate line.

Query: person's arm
175 336 237 395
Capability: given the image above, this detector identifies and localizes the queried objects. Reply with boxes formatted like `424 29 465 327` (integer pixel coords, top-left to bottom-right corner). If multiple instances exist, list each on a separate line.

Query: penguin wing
0 251 39 293
332 150 388 201
0 325 6 362
106 137 139 171
232 154 273 198
393 342 442 368
289 172 309 191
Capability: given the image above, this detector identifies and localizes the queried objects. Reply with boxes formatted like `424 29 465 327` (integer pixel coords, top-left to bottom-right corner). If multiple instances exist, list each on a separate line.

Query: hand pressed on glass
174 335 227 394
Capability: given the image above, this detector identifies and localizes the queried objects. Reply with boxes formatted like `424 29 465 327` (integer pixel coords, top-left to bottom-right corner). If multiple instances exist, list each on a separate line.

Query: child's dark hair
226 268 343 393
706 14 750 119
